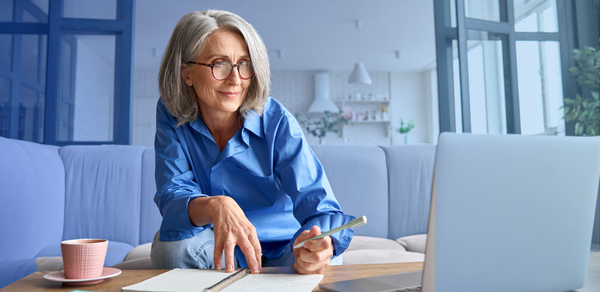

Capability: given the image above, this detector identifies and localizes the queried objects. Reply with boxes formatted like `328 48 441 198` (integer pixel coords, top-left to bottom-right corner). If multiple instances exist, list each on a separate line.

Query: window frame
0 0 134 145
434 0 570 135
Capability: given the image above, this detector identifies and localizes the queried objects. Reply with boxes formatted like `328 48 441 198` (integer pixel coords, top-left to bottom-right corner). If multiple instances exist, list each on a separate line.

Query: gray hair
158 10 270 126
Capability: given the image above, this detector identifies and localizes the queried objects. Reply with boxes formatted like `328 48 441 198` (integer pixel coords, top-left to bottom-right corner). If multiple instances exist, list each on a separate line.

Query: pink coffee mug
61 239 108 279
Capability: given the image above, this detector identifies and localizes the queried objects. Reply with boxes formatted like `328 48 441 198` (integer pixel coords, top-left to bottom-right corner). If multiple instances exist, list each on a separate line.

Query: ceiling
134 0 437 72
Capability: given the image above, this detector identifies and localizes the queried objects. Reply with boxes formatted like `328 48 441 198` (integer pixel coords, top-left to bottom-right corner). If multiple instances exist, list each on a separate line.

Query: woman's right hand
189 196 262 274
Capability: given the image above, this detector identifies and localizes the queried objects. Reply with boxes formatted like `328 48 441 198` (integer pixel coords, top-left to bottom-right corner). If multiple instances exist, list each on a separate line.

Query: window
0 0 134 145
0 0 48 142
434 0 576 135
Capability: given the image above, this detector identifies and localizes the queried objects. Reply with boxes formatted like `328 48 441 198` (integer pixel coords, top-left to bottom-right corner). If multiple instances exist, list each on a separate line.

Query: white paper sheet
122 269 323 292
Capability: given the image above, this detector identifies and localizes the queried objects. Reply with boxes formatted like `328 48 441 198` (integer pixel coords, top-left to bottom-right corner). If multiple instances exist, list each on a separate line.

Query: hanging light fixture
348 20 372 85
308 71 339 113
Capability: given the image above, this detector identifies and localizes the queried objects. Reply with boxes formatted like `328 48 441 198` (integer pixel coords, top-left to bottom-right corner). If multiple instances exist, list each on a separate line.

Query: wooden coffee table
0 262 424 292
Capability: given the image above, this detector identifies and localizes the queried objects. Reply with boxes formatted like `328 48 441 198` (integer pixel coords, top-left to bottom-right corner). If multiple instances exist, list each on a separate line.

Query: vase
398 134 409 145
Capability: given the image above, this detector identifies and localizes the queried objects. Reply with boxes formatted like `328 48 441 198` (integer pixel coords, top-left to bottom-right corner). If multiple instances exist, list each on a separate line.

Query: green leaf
569 67 581 75
593 91 599 100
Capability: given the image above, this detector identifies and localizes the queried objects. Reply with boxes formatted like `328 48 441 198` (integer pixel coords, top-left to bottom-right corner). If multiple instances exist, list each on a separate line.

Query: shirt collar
187 110 264 143
189 118 213 140
242 109 263 139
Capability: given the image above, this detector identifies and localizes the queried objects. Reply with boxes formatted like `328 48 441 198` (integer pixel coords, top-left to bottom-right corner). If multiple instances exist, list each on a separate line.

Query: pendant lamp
348 20 372 85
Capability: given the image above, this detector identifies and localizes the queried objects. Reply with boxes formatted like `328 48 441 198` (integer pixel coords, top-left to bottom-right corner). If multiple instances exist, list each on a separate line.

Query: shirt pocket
232 166 283 210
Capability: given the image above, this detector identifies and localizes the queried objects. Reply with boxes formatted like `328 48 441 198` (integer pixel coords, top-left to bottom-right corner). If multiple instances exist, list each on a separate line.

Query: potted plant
395 118 415 144
296 110 350 144
561 41 599 136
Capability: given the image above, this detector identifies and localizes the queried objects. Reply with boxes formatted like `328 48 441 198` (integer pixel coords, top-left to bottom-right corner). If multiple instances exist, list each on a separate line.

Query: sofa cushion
0 258 38 289
111 242 153 270
139 149 162 245
112 257 152 270
381 145 436 239
123 242 152 262
311 145 389 238
35 257 63 272
0 137 65 262
343 250 425 265
60 145 146 247
346 236 406 252
396 234 427 254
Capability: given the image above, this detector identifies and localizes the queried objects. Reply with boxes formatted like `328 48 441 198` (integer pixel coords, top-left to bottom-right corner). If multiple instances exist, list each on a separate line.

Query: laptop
320 133 599 292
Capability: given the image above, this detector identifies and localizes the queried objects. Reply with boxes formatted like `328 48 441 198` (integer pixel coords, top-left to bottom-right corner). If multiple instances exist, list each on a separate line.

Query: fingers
295 251 330 274
293 225 334 275
214 236 261 273
214 237 262 273
299 244 333 262
249 233 262 273
293 229 310 258
240 237 261 274
210 196 262 273
293 225 322 251
213 237 236 272
213 243 223 271
294 226 332 252
223 241 236 272
305 225 321 240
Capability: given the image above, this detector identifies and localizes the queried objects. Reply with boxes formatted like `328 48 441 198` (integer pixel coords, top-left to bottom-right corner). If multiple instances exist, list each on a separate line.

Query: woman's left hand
292 225 334 274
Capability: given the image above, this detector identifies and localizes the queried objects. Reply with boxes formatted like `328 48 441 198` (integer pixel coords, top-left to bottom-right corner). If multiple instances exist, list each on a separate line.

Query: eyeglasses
187 60 254 81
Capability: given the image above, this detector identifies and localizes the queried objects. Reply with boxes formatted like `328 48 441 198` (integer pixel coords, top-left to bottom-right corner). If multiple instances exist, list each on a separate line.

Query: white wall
271 70 392 145
389 72 430 144
131 69 435 147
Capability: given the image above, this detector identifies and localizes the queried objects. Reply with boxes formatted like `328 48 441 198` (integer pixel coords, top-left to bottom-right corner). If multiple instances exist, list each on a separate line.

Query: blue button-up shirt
154 96 355 267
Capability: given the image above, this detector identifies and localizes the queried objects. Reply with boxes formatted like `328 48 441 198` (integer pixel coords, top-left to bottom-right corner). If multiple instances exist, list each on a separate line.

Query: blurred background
0 0 598 146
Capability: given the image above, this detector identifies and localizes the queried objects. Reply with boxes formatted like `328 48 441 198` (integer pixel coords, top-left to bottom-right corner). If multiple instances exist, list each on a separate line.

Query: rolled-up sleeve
271 113 355 257
154 99 208 241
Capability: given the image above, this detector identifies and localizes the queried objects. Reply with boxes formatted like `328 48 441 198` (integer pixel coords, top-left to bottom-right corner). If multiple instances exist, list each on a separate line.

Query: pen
203 268 250 292
293 216 367 248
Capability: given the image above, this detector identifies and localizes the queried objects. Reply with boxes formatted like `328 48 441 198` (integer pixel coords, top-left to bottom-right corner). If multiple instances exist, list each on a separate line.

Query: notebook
320 133 600 292
122 268 323 292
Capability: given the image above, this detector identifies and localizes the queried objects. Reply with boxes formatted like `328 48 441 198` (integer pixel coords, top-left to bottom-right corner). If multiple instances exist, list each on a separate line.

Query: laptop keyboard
391 286 421 292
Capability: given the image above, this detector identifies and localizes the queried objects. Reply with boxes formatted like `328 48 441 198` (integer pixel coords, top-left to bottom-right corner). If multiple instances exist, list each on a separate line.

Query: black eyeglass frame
186 61 254 81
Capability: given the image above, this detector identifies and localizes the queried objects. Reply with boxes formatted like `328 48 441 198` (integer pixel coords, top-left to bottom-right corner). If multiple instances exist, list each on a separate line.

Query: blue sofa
0 136 436 288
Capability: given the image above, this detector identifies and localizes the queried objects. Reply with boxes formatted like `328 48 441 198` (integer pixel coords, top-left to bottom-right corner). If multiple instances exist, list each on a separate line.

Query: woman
151 10 355 275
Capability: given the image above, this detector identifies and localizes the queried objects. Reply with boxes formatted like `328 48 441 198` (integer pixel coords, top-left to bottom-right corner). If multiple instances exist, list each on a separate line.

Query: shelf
339 98 392 143
341 100 390 104
349 120 391 124
343 120 392 138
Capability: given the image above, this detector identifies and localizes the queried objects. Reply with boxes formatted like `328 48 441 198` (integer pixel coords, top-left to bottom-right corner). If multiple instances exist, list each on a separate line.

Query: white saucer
43 267 121 285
